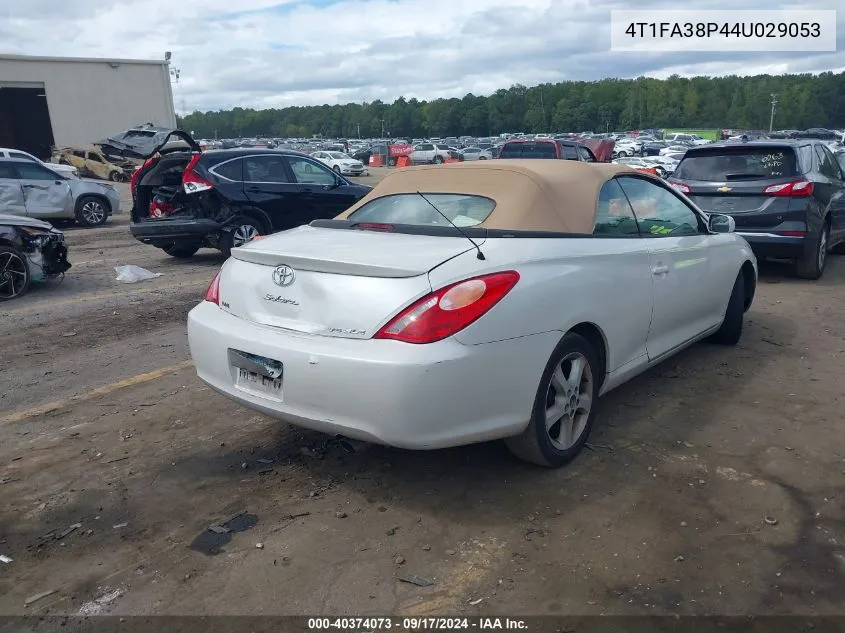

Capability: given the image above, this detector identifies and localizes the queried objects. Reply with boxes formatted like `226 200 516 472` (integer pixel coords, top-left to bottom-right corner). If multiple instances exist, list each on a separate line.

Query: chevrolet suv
669 140 845 279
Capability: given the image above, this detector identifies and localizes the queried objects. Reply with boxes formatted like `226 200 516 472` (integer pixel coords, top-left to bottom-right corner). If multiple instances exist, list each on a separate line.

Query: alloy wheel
232 224 259 247
0 251 28 299
818 226 828 271
82 200 106 224
544 352 593 450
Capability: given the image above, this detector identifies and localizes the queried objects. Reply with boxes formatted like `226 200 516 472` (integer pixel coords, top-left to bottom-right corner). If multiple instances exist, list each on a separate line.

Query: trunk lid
684 179 787 214
220 225 476 338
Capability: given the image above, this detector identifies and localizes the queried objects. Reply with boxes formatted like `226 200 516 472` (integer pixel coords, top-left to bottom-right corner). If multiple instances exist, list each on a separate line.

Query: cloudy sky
2 0 843 112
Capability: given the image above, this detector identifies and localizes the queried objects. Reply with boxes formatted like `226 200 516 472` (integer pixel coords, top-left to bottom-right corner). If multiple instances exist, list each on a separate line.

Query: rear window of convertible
674 147 800 181
347 193 495 227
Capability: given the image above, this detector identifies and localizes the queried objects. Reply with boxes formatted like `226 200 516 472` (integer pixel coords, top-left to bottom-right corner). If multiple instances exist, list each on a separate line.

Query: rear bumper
130 218 221 243
187 301 558 449
737 232 807 259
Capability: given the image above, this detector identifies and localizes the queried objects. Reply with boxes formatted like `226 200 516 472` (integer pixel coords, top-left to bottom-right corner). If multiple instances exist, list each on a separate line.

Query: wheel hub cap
233 225 259 247
544 352 593 451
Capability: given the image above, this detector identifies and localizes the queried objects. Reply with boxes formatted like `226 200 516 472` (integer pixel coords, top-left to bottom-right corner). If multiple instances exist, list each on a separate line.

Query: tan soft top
336 160 649 233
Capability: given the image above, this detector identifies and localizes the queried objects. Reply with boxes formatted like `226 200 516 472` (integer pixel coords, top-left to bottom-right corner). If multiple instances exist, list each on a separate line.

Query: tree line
178 72 845 140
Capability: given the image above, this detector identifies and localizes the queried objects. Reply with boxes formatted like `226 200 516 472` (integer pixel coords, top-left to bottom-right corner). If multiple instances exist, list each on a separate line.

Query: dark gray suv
669 140 845 279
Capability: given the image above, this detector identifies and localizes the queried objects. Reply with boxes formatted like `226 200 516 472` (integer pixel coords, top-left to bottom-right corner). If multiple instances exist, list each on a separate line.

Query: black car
130 132 371 257
669 140 845 279
642 140 670 156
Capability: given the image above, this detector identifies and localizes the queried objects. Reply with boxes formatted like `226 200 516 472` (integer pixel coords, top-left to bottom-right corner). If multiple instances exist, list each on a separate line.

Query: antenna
416 191 486 260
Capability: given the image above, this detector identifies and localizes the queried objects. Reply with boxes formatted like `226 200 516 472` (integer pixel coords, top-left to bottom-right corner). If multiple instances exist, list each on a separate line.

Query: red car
496 138 615 162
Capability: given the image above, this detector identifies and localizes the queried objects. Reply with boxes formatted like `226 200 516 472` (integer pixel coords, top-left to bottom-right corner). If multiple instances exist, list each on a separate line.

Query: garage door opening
0 85 55 160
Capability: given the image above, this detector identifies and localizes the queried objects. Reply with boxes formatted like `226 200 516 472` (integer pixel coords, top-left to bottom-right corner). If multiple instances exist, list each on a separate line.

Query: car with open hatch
187 160 757 468
129 131 372 258
668 139 845 279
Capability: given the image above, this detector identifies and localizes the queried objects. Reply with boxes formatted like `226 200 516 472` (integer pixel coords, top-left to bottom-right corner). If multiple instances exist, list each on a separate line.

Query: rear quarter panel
428 237 655 374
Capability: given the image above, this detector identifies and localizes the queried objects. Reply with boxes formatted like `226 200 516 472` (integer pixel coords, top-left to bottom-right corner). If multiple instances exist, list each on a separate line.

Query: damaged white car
0 214 71 301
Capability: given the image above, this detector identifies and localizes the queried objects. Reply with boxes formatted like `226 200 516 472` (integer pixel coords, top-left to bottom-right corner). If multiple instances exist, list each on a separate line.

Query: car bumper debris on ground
1 171 844 618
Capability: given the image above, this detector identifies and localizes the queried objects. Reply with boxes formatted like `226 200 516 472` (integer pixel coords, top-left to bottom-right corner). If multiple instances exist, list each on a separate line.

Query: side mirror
709 213 735 233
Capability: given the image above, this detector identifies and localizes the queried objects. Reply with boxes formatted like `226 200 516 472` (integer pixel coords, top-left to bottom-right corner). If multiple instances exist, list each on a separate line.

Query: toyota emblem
272 265 295 287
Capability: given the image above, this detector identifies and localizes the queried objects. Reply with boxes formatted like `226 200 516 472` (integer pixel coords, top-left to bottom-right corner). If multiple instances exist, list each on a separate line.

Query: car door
241 154 306 231
591 178 654 373
285 155 361 218
617 175 726 362
0 163 27 216
815 144 845 243
84 151 110 180
311 152 329 168
15 161 74 218
65 150 87 175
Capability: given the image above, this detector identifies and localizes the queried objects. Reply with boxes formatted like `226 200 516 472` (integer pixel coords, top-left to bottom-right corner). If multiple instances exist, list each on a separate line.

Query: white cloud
3 0 844 112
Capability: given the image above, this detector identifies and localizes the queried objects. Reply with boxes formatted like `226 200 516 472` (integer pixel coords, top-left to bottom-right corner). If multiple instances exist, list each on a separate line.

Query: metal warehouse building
0 54 177 160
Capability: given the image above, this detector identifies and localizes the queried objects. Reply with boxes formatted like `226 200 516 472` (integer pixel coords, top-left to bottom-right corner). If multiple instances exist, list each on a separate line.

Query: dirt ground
1 169 844 617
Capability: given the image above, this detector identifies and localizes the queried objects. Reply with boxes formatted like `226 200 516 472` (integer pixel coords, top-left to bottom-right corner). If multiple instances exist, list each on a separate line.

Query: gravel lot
1 167 844 616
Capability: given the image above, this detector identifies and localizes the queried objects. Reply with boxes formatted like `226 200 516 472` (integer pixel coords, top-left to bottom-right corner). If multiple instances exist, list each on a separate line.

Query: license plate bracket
229 349 284 401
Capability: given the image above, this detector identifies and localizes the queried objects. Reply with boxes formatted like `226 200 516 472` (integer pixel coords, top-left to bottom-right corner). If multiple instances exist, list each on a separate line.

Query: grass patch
663 129 720 140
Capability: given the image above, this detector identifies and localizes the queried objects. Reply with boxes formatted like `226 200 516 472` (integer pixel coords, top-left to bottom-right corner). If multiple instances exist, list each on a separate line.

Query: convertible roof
336 160 647 233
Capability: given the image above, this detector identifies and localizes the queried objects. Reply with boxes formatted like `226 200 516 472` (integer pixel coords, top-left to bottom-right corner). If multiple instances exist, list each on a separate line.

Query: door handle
651 264 670 276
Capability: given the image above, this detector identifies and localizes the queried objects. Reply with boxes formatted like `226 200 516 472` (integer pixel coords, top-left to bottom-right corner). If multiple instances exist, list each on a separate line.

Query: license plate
236 367 283 400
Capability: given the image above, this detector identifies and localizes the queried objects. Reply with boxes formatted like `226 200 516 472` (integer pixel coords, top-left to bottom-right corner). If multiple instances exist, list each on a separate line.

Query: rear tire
795 222 828 280
333 165 341 173
109 170 123 182
433 156 443 164
220 215 264 257
504 333 599 467
74 195 109 227
0 245 31 301
161 242 200 258
709 272 745 345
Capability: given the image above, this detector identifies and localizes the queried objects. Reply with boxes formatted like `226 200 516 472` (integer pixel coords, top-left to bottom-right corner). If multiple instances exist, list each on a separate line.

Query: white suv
0 148 78 177
410 143 451 164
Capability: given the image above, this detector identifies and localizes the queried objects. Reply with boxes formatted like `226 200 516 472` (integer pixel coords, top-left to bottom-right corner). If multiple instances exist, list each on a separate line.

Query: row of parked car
127 130 845 280
3 128 845 302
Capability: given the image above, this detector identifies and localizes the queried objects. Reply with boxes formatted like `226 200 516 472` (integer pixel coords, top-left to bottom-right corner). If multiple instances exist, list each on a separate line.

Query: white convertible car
187 161 757 467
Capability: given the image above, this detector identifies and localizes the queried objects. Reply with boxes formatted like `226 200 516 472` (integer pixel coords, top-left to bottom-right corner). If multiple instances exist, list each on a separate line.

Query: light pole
769 93 778 132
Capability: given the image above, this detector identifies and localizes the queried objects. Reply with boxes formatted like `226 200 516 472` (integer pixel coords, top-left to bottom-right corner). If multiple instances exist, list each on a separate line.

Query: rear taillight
204 271 221 304
763 180 814 197
668 181 690 194
374 271 520 344
775 230 807 237
183 153 213 194
130 157 156 196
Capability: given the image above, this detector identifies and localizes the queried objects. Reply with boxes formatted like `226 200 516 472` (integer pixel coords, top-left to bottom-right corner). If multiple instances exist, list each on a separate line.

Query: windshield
347 193 495 227
328 152 348 159
674 147 800 181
